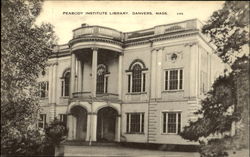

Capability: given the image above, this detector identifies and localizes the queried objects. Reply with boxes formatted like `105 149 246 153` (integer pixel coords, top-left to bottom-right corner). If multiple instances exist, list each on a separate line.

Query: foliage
199 137 230 157
1 126 47 156
181 1 249 156
45 118 68 146
180 73 239 141
202 1 249 64
1 0 57 156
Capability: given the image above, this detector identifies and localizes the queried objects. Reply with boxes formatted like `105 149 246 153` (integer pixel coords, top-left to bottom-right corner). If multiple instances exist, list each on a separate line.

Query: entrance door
97 107 117 142
71 106 87 140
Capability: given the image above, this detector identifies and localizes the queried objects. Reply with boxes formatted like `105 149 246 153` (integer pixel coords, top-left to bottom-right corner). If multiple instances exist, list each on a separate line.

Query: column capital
184 42 198 47
151 48 157 52
152 47 164 52
87 112 97 115
91 47 99 51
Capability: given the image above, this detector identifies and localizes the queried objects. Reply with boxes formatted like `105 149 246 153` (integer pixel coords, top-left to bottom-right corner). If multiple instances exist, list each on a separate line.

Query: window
200 71 208 94
126 113 144 133
61 72 70 97
165 69 183 90
38 114 46 129
39 81 49 98
96 64 109 94
162 112 181 134
127 63 146 93
59 114 67 126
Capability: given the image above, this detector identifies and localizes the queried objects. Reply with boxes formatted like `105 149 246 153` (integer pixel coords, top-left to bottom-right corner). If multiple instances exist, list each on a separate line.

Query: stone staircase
148 102 158 143
62 140 119 146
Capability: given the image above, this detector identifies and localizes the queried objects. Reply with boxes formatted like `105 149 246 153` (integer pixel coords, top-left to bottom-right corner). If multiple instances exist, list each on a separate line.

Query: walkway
63 145 200 157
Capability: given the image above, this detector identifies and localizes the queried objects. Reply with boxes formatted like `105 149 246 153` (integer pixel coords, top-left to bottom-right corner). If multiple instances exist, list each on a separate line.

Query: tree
1 0 57 156
180 1 249 156
202 1 249 64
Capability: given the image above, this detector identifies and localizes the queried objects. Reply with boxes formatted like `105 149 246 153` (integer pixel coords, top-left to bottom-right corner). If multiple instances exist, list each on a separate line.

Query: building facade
38 19 227 145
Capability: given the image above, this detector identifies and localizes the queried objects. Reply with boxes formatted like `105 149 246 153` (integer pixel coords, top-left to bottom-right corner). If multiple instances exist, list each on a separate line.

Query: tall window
126 113 144 133
96 64 108 94
200 71 208 94
132 64 142 92
162 112 181 134
165 69 183 91
39 81 49 98
127 61 147 93
38 114 46 129
61 72 70 96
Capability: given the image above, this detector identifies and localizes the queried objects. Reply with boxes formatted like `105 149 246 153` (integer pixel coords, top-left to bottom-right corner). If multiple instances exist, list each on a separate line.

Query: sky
36 1 224 45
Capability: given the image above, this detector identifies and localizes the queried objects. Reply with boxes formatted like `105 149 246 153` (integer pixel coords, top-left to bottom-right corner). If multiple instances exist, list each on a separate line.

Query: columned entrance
70 106 88 140
97 107 118 142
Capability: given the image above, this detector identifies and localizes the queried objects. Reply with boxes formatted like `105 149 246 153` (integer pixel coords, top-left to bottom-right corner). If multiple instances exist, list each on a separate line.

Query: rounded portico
68 24 124 102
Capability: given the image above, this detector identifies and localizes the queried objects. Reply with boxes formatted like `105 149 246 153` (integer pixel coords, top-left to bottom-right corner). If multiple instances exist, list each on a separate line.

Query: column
67 114 73 140
85 114 91 141
92 48 98 97
116 115 121 142
156 48 163 98
70 53 76 98
151 49 157 99
52 63 58 103
91 113 97 141
78 60 82 92
196 44 200 97
118 54 123 99
72 116 77 140
48 65 53 104
189 43 198 97
75 58 78 92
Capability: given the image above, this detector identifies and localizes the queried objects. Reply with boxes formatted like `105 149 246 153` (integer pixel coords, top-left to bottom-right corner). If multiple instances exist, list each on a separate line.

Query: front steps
62 140 120 146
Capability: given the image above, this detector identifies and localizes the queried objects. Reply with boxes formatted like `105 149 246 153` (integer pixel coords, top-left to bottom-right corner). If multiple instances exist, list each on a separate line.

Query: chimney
81 23 88 27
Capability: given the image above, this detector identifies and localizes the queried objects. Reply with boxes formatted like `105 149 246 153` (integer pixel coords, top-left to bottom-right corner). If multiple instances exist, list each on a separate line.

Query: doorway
97 107 118 142
71 106 88 140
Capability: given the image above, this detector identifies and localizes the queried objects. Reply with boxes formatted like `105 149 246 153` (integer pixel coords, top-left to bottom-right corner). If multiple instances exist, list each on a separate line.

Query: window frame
96 64 109 94
38 114 46 129
126 112 144 134
200 71 208 94
164 68 184 91
39 81 49 98
127 62 147 94
162 111 181 134
59 114 67 126
61 70 71 97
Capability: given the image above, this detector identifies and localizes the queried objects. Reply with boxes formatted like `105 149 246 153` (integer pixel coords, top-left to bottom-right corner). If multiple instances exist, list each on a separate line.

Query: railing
72 19 202 41
73 26 123 40
96 93 119 101
124 19 201 40
72 92 119 101
125 28 155 39
72 92 91 99
53 44 69 52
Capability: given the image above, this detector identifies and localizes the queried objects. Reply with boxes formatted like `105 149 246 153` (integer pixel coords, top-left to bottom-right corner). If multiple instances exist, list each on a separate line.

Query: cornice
124 30 199 47
52 30 200 59
69 36 123 47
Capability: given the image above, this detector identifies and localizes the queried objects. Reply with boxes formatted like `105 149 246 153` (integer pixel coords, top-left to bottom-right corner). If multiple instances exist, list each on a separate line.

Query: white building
38 19 226 145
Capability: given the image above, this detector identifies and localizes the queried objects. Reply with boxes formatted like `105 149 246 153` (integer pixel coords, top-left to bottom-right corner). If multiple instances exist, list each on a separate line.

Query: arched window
132 64 142 92
61 70 70 97
96 64 109 94
127 60 147 93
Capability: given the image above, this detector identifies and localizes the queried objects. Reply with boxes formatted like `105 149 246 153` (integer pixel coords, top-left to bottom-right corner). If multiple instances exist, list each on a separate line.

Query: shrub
45 118 68 146
1 126 46 157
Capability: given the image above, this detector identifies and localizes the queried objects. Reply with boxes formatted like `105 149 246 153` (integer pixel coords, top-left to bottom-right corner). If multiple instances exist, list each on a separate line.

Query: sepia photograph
1 1 249 157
